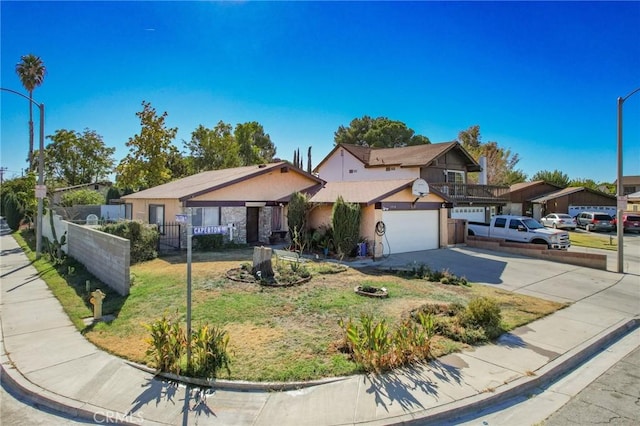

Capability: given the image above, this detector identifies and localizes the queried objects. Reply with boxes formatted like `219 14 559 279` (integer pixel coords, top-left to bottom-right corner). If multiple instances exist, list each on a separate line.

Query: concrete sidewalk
1 230 638 426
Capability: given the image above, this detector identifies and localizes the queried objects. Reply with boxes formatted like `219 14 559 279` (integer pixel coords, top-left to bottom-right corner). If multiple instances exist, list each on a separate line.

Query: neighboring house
313 142 509 223
530 187 617 219
52 181 112 205
504 181 564 217
120 162 323 245
614 175 640 195
627 191 640 211
308 178 449 257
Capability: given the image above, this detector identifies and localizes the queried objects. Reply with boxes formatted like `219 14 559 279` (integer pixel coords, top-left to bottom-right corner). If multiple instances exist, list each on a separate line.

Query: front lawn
15 231 566 382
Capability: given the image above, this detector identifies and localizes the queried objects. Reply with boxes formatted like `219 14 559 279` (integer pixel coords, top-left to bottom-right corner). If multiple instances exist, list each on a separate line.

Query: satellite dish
412 179 429 198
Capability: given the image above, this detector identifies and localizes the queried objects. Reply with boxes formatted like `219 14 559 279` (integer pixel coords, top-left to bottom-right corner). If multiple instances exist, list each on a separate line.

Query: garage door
381 210 439 254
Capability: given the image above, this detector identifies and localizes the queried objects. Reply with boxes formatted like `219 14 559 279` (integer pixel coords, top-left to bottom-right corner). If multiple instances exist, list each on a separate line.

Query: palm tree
15 54 46 171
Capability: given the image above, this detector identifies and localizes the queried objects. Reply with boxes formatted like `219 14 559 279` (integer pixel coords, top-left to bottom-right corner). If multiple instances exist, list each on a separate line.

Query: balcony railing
430 183 510 203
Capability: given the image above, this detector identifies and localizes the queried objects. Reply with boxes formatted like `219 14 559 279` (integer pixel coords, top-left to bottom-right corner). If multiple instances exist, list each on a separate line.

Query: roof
309 179 416 205
53 181 112 192
508 180 563 194
121 162 323 201
615 175 640 185
530 186 616 203
314 142 481 172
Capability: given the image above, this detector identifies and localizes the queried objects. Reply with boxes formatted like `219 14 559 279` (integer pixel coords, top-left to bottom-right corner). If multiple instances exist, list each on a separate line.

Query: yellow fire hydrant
90 289 106 320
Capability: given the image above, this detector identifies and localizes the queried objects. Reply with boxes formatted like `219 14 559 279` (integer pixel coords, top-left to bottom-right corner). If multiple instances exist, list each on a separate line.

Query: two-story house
308 142 509 256
314 142 509 223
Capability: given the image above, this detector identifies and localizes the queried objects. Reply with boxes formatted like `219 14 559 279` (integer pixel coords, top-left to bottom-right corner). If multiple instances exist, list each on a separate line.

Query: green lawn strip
569 232 617 251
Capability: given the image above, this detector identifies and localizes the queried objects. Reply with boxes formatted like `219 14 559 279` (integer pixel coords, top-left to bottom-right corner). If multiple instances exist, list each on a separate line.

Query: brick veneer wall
67 223 130 295
467 236 607 270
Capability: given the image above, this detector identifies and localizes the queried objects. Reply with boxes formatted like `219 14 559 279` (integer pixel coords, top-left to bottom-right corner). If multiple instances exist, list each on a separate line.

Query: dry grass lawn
81 248 566 382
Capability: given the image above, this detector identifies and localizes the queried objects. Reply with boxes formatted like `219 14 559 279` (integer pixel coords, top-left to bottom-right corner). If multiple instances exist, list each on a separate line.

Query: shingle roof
342 142 477 168
309 179 416 205
530 186 616 203
121 162 321 201
314 142 481 172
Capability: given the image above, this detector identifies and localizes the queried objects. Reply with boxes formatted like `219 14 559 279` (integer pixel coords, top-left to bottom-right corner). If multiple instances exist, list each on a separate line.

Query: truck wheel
532 239 549 249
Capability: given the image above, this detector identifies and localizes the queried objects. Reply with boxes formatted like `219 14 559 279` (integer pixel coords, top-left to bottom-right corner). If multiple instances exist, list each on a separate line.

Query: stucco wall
67 223 130 296
317 149 418 182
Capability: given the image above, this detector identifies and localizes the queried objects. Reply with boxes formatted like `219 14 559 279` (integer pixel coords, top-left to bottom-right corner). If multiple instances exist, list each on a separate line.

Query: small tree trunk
252 246 274 279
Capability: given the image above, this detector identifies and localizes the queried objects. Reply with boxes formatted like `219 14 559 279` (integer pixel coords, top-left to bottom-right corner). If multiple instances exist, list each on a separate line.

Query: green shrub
100 221 159 264
193 234 224 251
338 311 435 373
189 323 232 378
145 313 232 379
331 196 360 258
3 192 24 231
145 313 185 375
60 189 105 207
460 297 503 340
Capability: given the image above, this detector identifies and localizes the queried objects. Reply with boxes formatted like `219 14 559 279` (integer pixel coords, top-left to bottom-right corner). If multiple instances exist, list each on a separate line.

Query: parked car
468 215 570 249
611 213 640 233
575 212 615 232
540 213 577 230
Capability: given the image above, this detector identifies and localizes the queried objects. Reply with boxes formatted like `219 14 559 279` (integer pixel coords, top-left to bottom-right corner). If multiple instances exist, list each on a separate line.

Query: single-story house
121 162 324 245
530 186 617 219
504 181 564 217
308 178 450 258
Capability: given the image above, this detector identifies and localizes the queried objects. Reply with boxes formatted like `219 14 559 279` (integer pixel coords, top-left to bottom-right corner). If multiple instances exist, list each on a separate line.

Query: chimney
479 156 488 185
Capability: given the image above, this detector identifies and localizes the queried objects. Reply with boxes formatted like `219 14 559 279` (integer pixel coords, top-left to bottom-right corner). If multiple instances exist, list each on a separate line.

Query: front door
246 207 260 244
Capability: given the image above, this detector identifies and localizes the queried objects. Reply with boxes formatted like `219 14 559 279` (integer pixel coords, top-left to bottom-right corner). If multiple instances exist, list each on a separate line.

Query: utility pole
0 167 7 185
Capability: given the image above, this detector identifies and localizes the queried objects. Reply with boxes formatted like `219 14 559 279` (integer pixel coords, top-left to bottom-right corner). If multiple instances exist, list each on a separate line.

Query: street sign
35 185 47 199
617 195 628 211
175 214 188 223
193 225 227 235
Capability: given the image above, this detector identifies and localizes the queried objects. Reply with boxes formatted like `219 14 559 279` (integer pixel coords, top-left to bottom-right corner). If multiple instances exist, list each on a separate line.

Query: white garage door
381 210 439 254
451 207 485 223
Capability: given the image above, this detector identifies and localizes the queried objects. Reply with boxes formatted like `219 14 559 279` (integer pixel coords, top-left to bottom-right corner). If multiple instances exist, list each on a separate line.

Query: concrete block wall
67 223 130 295
467 236 607 270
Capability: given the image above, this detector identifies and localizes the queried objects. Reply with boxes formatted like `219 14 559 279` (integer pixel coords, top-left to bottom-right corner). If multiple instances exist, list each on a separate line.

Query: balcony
430 183 510 204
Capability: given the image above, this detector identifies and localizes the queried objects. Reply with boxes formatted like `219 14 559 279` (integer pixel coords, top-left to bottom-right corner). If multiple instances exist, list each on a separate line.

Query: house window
349 169 358 174
385 167 396 171
125 203 133 220
446 170 465 184
149 204 165 233
192 207 220 227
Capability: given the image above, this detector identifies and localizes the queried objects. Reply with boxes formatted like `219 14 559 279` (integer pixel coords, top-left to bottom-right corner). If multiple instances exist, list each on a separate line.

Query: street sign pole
186 207 193 371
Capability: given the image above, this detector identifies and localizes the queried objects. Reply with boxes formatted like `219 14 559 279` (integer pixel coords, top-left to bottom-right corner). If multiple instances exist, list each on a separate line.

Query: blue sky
1 1 639 184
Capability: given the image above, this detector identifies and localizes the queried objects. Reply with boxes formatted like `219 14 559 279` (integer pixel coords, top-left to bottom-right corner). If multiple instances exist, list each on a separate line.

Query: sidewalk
1 229 638 425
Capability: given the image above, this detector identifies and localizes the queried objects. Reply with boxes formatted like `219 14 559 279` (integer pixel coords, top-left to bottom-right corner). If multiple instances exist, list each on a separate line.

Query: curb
397 316 640 425
2 317 637 425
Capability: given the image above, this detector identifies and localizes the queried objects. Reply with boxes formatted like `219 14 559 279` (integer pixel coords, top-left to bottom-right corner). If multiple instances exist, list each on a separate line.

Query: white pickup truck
468 215 570 250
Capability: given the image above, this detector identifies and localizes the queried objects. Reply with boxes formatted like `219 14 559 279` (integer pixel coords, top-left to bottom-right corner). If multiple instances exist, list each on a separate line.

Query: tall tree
184 121 241 172
457 125 523 186
116 101 178 190
334 115 430 147
235 122 276 166
15 54 46 171
307 146 312 173
45 129 115 186
568 178 600 191
531 169 570 188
